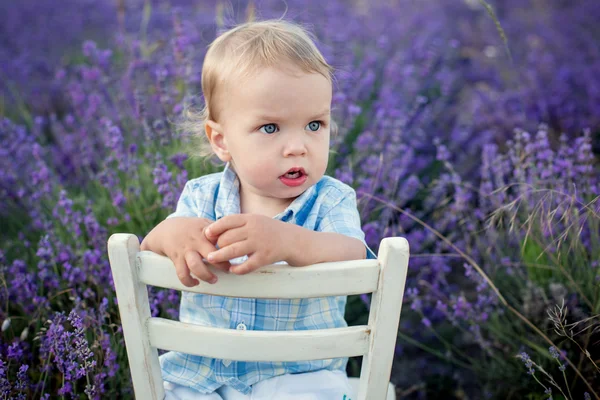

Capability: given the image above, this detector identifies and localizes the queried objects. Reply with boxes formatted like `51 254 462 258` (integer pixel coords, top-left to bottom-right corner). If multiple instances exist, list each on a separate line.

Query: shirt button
236 323 247 331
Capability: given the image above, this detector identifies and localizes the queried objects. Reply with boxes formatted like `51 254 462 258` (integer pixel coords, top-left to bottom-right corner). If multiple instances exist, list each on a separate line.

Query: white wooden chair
107 234 409 400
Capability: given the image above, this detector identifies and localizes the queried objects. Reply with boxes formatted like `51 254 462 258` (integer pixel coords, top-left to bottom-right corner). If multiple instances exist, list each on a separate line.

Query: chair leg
348 377 396 400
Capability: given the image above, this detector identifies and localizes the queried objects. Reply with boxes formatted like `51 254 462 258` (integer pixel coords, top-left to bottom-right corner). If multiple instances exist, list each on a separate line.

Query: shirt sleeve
316 187 377 260
166 180 213 220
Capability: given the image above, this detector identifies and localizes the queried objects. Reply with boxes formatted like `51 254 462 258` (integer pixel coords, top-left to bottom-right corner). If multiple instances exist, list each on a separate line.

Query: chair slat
147 318 371 361
137 251 380 298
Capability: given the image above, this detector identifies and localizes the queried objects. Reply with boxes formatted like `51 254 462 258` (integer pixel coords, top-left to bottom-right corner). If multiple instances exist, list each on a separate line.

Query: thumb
203 227 218 245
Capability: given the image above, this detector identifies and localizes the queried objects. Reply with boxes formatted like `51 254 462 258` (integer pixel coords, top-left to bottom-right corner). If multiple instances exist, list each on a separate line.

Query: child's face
209 64 332 203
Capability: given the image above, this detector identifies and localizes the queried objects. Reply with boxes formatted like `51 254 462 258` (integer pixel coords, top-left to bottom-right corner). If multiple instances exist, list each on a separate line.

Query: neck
239 185 293 217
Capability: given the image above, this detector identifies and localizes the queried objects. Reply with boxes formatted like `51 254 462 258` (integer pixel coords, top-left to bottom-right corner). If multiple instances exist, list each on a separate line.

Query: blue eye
259 124 278 134
306 121 321 132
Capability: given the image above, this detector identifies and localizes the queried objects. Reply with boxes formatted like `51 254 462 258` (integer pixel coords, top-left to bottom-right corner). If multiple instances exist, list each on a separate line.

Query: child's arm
204 215 367 275
283 224 367 266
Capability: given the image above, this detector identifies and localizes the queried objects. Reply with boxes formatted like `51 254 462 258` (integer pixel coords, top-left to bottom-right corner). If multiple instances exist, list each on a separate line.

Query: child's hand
140 217 231 287
203 214 290 275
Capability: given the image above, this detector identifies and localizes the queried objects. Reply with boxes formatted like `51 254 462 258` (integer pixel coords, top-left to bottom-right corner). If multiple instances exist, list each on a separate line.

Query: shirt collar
214 162 317 224
214 162 241 220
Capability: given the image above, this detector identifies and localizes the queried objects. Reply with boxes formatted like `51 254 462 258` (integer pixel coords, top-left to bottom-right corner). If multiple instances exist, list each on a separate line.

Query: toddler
141 19 376 400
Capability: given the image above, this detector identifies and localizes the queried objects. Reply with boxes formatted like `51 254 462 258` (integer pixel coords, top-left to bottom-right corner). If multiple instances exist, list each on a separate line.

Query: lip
279 167 308 187
282 167 306 176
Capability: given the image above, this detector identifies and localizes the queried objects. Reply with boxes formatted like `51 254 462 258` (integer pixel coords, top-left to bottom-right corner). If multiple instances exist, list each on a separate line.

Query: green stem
397 330 473 370
560 364 573 400
477 0 512 62
530 373 549 394
33 355 51 399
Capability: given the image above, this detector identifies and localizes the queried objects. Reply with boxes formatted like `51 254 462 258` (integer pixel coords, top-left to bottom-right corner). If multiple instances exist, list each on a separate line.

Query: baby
141 19 376 400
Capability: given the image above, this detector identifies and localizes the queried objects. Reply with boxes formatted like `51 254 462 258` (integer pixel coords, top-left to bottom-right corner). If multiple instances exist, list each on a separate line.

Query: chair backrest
107 233 409 400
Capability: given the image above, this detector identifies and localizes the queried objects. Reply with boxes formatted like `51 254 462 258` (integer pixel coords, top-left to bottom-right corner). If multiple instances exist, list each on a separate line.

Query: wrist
140 229 158 252
280 223 298 265
143 218 174 254
281 224 313 266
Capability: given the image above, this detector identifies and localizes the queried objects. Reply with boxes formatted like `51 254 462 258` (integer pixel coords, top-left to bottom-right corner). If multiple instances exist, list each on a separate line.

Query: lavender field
1 0 599 398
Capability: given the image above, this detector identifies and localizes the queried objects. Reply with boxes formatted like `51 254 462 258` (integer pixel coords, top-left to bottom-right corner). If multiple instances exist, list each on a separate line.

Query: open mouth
281 168 306 179
279 168 308 187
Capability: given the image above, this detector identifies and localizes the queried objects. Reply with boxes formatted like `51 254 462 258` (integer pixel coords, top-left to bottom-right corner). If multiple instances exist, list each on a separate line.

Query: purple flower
15 364 29 392
517 352 535 375
549 346 560 359
452 296 472 319
7 343 24 360
0 359 11 398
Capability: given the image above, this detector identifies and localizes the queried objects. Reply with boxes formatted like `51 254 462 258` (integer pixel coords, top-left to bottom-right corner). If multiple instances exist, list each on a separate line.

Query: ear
205 120 231 162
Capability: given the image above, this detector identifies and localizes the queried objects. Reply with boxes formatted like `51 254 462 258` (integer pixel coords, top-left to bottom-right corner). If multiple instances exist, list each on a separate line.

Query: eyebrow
256 109 331 122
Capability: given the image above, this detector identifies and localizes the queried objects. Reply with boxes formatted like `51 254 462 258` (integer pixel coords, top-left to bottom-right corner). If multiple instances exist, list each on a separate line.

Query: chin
280 184 308 198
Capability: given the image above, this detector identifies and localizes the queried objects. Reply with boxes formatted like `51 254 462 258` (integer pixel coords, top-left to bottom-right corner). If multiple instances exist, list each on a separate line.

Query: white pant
164 370 353 400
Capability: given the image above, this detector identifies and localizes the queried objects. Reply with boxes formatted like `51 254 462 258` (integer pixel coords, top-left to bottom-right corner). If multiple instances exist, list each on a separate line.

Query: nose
283 134 307 157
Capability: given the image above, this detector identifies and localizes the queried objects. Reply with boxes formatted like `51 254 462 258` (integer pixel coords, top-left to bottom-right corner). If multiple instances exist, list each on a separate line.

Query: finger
174 255 199 287
229 255 262 275
203 229 219 245
205 258 231 273
185 251 218 284
204 215 245 239
197 242 231 272
206 259 231 273
207 241 252 264
216 227 247 248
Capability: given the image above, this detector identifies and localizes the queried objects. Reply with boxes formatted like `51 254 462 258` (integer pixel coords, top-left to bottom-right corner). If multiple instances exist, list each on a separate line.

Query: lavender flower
0 359 11 398
549 346 560 359
517 352 535 375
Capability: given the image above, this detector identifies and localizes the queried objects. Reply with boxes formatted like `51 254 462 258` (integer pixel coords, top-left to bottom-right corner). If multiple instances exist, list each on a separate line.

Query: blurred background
0 0 599 398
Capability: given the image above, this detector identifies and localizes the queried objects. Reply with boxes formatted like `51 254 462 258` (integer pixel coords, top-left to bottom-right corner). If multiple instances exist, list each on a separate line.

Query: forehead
223 65 332 119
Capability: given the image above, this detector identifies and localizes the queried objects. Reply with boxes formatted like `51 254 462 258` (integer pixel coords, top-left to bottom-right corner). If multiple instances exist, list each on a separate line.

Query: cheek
244 152 276 180
314 136 330 162
317 153 329 174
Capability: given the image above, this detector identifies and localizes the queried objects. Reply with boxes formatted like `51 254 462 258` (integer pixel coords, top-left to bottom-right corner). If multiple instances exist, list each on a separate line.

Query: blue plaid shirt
160 162 376 395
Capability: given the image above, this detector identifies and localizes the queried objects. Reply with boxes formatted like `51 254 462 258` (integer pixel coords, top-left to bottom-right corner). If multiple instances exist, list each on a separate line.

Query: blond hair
180 19 335 158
